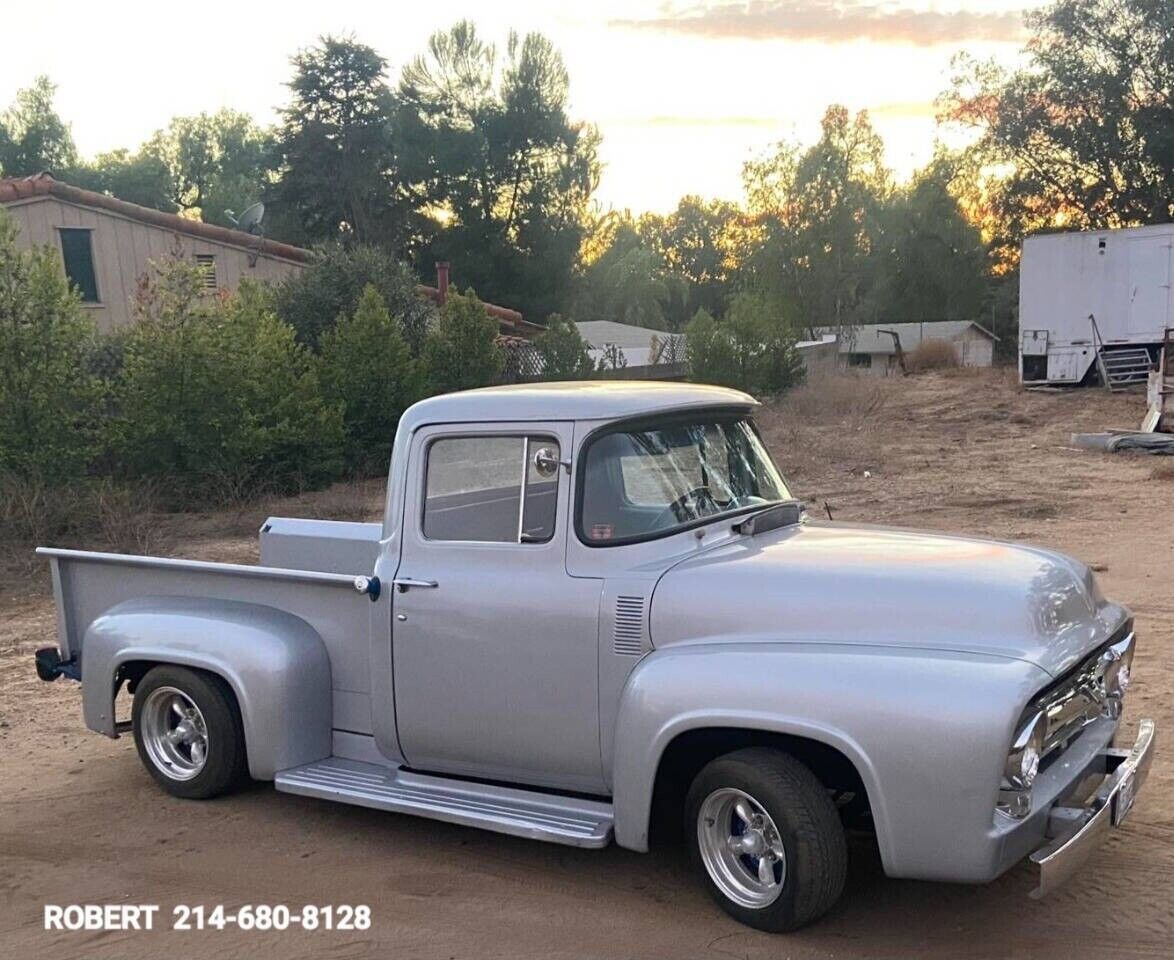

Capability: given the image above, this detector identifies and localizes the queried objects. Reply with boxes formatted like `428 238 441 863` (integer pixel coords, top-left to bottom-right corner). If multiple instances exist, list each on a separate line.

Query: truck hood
649 521 1127 678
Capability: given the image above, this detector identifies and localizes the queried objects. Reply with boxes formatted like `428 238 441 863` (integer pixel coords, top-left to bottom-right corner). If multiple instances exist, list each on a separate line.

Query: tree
0 76 77 176
422 289 504 393
944 0 1174 263
534 313 593 380
574 215 685 330
0 210 98 483
398 22 600 320
870 153 991 322
269 36 406 246
638 196 746 323
318 285 423 471
69 148 176 211
685 296 805 396
144 110 274 226
111 260 343 497
273 243 435 349
743 106 891 335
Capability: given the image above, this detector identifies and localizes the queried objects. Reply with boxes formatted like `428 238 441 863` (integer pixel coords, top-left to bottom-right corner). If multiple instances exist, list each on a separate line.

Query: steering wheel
653 486 724 529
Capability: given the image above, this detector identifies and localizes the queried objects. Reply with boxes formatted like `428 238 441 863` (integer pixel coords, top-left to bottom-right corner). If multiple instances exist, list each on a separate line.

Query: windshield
578 415 790 545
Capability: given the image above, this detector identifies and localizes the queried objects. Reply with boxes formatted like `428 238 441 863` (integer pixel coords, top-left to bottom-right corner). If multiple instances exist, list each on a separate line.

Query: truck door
390 421 606 794
1128 234 1174 340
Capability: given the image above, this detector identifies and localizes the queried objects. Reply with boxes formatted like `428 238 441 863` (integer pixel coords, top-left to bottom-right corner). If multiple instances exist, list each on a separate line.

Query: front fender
82 596 332 779
610 641 1049 881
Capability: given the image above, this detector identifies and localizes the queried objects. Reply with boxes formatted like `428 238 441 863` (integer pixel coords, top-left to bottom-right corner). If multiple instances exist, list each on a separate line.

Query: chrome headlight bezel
1003 710 1046 790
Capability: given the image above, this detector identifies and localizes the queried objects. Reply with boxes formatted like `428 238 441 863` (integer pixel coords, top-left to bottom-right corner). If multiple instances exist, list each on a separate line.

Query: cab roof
400 381 758 430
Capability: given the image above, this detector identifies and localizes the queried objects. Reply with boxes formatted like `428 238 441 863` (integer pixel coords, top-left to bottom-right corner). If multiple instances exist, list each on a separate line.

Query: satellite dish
235 202 266 235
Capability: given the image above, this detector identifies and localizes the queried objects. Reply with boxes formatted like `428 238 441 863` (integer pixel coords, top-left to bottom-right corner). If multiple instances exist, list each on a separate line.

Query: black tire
684 747 847 932
131 665 247 800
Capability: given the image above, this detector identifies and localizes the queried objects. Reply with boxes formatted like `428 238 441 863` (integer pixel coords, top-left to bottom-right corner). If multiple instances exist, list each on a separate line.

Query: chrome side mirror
532 446 561 478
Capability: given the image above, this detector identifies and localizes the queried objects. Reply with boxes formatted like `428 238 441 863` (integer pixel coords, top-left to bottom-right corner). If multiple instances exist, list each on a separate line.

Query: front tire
685 747 847 932
132 665 247 799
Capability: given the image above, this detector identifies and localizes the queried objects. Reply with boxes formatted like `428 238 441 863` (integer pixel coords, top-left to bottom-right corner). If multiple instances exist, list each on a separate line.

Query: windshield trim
573 406 787 549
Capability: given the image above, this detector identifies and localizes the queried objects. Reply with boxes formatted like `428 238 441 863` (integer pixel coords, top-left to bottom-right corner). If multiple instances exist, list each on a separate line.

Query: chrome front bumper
1029 718 1156 898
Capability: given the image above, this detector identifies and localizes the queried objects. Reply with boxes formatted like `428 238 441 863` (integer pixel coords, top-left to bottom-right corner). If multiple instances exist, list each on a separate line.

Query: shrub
422 289 504 393
905 338 960 372
274 243 435 350
535 313 594 380
319 285 424 473
686 295 805 396
110 260 344 499
0 210 101 484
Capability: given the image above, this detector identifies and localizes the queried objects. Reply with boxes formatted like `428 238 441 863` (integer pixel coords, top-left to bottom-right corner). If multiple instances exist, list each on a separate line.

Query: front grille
1032 624 1133 763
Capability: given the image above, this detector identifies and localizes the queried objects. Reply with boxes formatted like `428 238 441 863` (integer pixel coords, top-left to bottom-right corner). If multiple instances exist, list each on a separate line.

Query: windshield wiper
730 500 804 537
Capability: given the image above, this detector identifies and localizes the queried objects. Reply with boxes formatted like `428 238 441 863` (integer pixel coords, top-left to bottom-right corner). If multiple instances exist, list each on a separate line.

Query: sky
2 1 1040 213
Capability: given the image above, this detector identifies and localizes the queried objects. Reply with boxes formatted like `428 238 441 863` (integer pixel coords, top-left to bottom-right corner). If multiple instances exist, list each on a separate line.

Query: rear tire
132 665 247 799
685 747 847 932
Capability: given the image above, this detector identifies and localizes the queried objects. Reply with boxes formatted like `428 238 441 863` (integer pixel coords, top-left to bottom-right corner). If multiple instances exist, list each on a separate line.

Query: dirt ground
2 369 1172 960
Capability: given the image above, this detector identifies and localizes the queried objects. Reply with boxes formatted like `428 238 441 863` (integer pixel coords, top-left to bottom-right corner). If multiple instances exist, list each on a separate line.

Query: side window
59 228 99 302
423 435 560 543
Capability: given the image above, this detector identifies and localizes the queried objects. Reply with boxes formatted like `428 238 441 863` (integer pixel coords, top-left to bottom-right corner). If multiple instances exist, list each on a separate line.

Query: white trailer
1019 223 1174 387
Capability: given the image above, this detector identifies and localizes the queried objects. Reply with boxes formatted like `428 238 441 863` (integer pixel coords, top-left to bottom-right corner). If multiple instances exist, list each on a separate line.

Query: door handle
393 577 439 593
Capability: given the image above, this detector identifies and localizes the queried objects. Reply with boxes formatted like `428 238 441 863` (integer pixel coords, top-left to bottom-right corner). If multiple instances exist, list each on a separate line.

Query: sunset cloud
612 1 1027 46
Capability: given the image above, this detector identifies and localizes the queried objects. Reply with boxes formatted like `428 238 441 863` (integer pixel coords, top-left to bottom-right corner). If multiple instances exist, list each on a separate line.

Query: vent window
194 253 217 290
59 228 99 302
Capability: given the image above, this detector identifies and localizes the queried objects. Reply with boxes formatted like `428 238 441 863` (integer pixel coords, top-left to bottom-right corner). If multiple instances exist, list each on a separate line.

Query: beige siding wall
4 196 304 332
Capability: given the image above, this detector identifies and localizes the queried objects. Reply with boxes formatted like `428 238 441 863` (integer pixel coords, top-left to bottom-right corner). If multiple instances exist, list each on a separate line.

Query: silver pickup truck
35 382 1154 932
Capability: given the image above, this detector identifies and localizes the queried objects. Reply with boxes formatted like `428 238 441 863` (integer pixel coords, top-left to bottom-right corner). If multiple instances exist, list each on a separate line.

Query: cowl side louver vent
613 596 645 656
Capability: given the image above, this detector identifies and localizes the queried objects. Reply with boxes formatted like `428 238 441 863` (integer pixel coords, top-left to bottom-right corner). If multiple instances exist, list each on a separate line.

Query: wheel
131 665 247 799
685 747 847 932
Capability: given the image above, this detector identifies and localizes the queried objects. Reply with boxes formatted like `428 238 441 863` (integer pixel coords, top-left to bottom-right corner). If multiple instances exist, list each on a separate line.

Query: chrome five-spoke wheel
140 686 209 780
697 787 787 908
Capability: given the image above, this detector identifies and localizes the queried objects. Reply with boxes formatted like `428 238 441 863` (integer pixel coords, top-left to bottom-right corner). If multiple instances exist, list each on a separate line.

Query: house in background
0 174 535 338
0 174 309 332
827 321 999 376
574 320 687 373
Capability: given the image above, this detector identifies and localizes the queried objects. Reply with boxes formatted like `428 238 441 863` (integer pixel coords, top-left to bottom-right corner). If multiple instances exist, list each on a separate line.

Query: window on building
847 353 873 369
58 228 99 303
423 435 559 543
194 254 217 290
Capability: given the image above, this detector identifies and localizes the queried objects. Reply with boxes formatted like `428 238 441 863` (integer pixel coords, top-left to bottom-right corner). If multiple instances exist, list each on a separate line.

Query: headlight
1003 711 1046 790
1102 636 1134 698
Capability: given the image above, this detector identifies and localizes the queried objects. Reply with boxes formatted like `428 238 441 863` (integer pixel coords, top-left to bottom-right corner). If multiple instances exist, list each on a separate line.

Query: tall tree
743 106 891 335
944 0 1173 264
69 148 177 211
269 36 406 246
144 110 274 226
0 76 77 177
870 153 992 323
638 196 746 323
398 22 600 321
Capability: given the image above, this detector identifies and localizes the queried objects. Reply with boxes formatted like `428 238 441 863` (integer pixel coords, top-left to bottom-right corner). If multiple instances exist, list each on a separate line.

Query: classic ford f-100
35 382 1154 931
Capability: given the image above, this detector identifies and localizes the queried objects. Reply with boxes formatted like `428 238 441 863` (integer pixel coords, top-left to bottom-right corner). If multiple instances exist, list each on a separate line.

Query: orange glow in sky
1 1 1038 213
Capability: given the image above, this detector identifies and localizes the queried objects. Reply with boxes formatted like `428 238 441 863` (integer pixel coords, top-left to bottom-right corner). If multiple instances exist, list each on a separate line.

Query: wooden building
0 174 310 332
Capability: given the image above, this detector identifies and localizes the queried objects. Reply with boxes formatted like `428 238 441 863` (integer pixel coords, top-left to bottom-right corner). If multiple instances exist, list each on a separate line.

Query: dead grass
905 339 960 373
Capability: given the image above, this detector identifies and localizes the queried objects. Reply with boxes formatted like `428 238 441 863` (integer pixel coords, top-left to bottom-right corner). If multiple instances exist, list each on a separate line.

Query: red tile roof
0 173 312 263
0 173 531 331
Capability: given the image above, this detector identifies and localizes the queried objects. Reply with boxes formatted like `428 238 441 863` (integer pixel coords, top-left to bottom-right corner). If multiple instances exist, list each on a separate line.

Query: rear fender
82 596 332 779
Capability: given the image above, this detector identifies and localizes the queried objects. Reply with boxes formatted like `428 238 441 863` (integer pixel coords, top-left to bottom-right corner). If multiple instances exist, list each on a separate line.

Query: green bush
110 260 344 499
422 289 504 394
0 210 100 484
535 313 594 380
685 294 805 396
319 284 424 473
274 244 435 350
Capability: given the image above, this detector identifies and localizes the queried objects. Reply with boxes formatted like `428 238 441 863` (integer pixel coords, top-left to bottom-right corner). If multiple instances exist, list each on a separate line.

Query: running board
274 758 614 848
